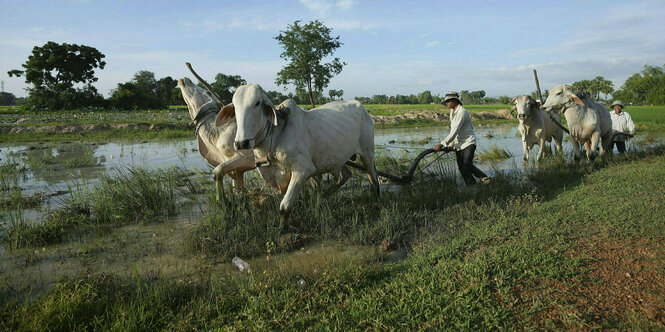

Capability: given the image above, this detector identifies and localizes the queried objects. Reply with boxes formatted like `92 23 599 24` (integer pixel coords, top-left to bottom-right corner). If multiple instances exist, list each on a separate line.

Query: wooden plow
345 148 450 184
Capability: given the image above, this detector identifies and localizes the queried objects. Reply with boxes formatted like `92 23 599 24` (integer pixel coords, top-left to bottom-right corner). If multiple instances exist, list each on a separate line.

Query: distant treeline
5 42 665 109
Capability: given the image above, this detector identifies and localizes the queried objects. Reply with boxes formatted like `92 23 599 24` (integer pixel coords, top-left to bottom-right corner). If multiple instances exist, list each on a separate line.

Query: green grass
2 147 664 330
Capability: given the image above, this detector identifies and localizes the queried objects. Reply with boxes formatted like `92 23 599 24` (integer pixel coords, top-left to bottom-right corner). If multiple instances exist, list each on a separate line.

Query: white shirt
610 111 635 141
440 104 477 150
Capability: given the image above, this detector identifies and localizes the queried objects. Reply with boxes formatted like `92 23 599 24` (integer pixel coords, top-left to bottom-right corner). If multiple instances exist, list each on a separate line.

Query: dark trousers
610 140 626 154
455 144 488 186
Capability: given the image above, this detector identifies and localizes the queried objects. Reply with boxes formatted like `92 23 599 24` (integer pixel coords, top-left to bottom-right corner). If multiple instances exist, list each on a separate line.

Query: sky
1 0 665 99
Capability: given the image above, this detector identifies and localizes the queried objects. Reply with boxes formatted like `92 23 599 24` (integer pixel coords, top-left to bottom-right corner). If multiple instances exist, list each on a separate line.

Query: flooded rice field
1 123 663 295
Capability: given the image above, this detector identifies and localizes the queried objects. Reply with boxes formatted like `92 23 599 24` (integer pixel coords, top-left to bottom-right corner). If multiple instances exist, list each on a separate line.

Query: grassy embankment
1 145 664 329
3 104 664 142
1 104 515 142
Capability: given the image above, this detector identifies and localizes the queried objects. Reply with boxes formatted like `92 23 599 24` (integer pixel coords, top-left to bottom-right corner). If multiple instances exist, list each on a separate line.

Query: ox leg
279 162 315 223
214 175 225 201
572 141 581 163
213 157 256 200
522 140 529 163
536 138 546 162
337 165 351 186
359 154 380 197
230 171 244 190
322 165 352 197
588 132 601 163
599 132 611 161
554 135 563 158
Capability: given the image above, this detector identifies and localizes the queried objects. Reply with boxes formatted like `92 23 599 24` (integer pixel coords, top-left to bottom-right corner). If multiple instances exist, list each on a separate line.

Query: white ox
178 77 256 192
542 84 612 162
216 84 379 217
512 95 563 162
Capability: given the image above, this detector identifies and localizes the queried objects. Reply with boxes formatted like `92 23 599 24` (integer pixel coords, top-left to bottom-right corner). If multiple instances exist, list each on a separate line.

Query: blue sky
1 0 665 99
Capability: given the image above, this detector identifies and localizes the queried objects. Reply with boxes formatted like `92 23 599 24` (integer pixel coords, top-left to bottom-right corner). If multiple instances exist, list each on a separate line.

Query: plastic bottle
232 256 251 273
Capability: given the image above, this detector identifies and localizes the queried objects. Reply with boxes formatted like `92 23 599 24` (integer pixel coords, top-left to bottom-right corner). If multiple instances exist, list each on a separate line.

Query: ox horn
185 62 225 106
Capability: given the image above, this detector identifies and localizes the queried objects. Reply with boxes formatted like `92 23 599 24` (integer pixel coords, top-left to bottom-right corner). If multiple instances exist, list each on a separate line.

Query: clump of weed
0 188 44 209
62 148 99 168
477 145 512 162
0 204 91 249
77 167 195 224
0 160 26 191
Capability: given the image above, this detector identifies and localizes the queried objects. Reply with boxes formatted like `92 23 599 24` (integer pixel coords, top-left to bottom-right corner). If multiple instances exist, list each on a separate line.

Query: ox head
511 95 538 121
215 84 278 151
178 77 220 122
541 84 584 114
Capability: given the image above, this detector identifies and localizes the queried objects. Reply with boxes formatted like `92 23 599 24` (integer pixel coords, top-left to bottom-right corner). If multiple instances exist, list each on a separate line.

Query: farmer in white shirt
434 91 490 186
609 100 635 154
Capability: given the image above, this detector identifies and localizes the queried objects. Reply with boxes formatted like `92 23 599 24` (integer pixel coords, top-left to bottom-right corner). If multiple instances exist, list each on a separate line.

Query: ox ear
567 92 584 106
261 93 278 126
215 104 235 127
262 103 278 126
510 97 517 104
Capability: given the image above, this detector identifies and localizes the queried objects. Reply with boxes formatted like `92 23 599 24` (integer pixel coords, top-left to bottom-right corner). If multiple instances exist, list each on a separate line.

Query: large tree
613 64 665 105
7 41 106 109
275 20 346 108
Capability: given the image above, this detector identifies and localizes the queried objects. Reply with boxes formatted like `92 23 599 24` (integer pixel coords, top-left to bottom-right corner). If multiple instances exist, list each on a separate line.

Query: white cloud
300 0 357 15
299 0 333 14
327 19 379 31
336 0 357 10
425 40 440 48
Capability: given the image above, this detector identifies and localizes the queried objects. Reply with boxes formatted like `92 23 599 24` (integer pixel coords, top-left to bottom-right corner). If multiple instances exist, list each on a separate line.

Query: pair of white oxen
512 84 612 163
178 77 379 219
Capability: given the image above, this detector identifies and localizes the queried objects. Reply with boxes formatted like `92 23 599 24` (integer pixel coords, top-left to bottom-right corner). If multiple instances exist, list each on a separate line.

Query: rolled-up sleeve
626 113 635 134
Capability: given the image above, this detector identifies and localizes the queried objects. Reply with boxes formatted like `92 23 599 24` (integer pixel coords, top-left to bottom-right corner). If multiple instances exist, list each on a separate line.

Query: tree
265 90 289 105
156 76 177 107
275 20 346 108
7 41 106 109
133 70 158 95
0 92 16 106
110 70 171 109
209 73 246 104
329 89 338 100
613 64 665 105
417 90 433 104
571 77 613 101
530 89 549 102
498 96 511 104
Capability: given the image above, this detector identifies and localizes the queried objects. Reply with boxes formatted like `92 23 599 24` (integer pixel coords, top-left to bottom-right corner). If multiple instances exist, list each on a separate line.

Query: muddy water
1 124 663 294
2 124 659 193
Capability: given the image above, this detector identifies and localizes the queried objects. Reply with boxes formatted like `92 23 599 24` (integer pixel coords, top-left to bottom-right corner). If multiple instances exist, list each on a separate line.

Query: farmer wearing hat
434 91 490 185
609 100 635 154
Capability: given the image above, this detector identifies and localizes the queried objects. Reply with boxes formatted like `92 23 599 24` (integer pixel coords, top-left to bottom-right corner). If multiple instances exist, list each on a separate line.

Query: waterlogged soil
1 212 378 297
